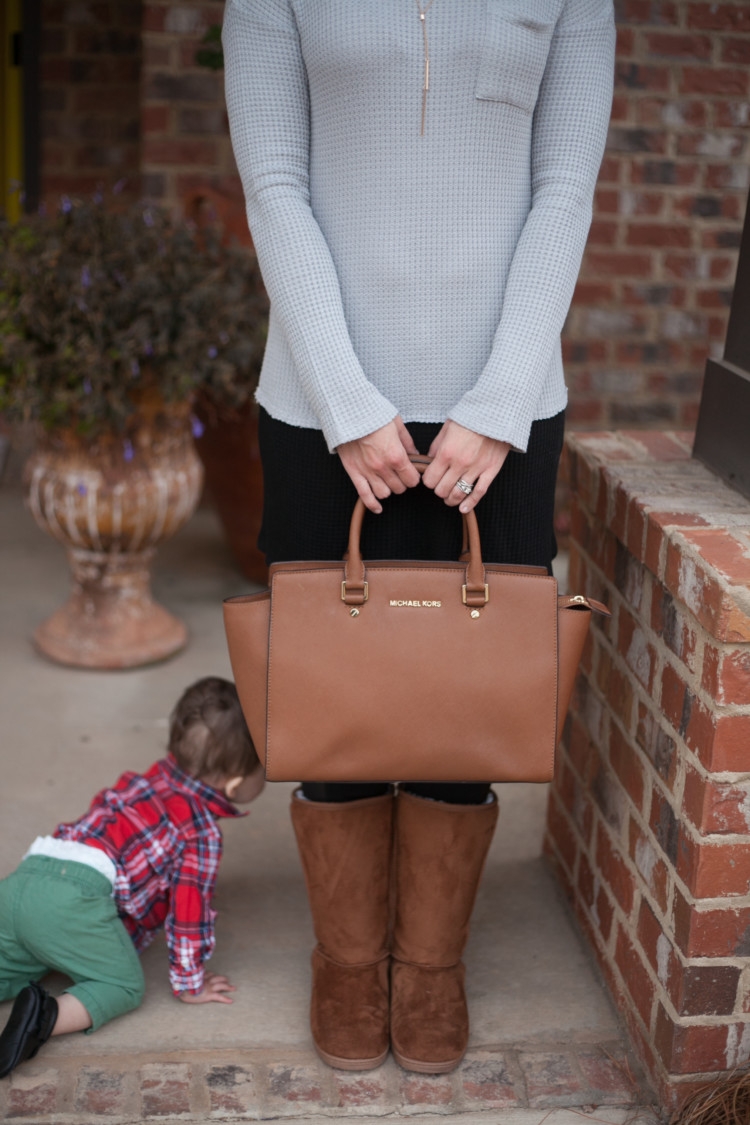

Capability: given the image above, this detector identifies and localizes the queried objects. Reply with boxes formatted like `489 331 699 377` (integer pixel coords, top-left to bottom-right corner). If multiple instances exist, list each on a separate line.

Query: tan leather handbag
223 458 609 782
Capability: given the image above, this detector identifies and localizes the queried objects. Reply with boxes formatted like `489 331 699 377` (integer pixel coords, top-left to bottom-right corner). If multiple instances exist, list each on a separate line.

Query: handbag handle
342 456 488 607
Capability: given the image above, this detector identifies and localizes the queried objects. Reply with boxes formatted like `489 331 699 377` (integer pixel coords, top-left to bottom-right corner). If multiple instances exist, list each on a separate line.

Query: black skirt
257 408 565 571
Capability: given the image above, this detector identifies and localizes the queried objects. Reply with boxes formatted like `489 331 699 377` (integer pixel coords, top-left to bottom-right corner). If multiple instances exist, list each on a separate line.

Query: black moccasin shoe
0 983 58 1079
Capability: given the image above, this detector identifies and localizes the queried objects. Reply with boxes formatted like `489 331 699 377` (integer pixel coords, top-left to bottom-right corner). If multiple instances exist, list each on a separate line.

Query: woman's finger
458 469 493 514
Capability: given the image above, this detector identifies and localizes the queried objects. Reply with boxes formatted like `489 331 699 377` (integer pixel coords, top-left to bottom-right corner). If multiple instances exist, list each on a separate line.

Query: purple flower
60 196 72 214
207 345 218 359
93 190 103 204
76 483 87 497
81 265 91 289
190 415 205 439
144 342 154 356
142 209 155 227
83 377 92 395
123 440 134 462
113 178 127 195
131 358 140 377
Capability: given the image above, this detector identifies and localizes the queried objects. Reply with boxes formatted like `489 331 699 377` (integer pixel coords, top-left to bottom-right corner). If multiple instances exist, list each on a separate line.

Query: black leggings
259 409 565 807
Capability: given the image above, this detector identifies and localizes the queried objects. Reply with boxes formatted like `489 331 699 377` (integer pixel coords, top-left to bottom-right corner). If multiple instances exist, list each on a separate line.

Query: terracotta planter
193 398 267 585
25 399 203 669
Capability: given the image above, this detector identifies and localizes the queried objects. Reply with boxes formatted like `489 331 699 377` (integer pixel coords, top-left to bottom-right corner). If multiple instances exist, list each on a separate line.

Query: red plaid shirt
54 756 244 995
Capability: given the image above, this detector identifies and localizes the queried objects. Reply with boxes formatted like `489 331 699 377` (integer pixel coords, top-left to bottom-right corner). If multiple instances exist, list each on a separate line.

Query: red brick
684 767 750 836
682 529 750 586
630 161 700 187
681 837 750 899
614 924 656 1028
584 252 654 278
75 1068 128 1117
334 1071 390 1109
598 155 623 182
659 662 687 735
687 3 750 31
8 1071 60 1118
577 1051 640 1104
460 1056 520 1108
646 32 712 58
637 897 678 989
595 880 616 942
519 1052 585 1109
609 724 646 812
142 104 170 134
267 1064 323 1105
626 223 692 249
651 586 698 671
702 645 750 705
619 0 678 22
142 6 167 32
616 62 671 92
618 608 656 694
400 1074 454 1105
673 964 742 1017
588 219 619 245
665 540 750 643
636 98 707 128
630 816 670 913
596 823 635 916
140 1064 191 1118
142 139 218 166
206 1066 259 1116
680 67 749 96
637 703 677 789
546 792 578 876
709 713 750 773
654 1006 747 1074
673 886 750 958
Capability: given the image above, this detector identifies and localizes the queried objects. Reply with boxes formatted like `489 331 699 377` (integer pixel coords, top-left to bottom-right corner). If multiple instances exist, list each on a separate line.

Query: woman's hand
179 972 236 1005
422 420 511 513
337 416 421 514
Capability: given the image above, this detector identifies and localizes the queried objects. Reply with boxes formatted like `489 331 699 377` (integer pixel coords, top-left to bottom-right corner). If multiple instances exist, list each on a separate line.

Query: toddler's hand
179 972 236 1005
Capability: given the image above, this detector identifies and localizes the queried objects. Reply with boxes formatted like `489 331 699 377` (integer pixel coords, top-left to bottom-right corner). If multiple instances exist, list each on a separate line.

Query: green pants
0 855 145 1032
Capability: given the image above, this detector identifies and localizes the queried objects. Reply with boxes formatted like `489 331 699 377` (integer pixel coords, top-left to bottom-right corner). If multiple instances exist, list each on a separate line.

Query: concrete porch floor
0 478 661 1123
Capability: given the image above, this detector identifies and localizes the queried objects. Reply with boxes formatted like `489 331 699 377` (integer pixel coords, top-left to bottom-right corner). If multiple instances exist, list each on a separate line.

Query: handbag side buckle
462 584 489 606
341 580 369 605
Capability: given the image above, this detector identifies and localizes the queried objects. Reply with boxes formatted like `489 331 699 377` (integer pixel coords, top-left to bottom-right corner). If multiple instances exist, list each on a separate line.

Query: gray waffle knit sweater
223 0 615 453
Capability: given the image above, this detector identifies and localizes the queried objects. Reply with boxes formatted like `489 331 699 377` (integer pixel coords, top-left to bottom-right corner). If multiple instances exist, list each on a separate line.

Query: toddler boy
0 677 264 1078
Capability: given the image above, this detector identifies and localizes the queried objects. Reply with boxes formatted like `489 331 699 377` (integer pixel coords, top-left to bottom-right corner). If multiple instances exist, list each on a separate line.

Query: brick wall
566 0 750 432
39 1 142 203
545 430 750 1112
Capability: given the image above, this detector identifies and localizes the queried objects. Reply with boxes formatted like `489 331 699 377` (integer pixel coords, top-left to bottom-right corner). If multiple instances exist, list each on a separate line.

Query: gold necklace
415 0 436 136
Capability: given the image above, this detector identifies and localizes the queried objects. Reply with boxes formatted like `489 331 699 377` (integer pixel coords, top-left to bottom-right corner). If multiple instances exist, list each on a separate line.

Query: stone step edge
0 1039 656 1123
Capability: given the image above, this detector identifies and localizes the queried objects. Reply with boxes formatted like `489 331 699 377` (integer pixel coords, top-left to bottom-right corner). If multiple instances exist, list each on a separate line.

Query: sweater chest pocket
475 2 555 113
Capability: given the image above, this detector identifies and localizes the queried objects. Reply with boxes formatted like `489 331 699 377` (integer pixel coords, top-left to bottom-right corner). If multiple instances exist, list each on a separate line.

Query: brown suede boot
390 788 499 1074
290 789 393 1070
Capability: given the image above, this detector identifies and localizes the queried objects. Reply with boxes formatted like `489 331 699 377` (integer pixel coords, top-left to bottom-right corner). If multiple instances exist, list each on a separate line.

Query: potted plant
0 198 268 668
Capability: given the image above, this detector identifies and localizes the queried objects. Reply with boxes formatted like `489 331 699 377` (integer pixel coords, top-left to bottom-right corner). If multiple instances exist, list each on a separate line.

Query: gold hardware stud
471 610 480 619
350 608 360 617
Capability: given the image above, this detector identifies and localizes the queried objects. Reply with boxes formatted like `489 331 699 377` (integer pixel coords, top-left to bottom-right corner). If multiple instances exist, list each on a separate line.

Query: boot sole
314 1042 389 1071
391 1046 465 1075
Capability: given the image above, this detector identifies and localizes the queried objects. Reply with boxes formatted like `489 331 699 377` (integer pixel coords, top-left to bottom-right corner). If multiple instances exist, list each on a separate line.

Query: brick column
38 0 143 203
140 1 241 212
545 430 750 1113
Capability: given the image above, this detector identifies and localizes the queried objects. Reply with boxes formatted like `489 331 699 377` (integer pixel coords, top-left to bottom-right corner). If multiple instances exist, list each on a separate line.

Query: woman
223 0 615 1074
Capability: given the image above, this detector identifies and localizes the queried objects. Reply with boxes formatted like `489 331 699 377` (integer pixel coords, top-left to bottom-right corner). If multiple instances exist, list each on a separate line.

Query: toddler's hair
169 677 259 782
